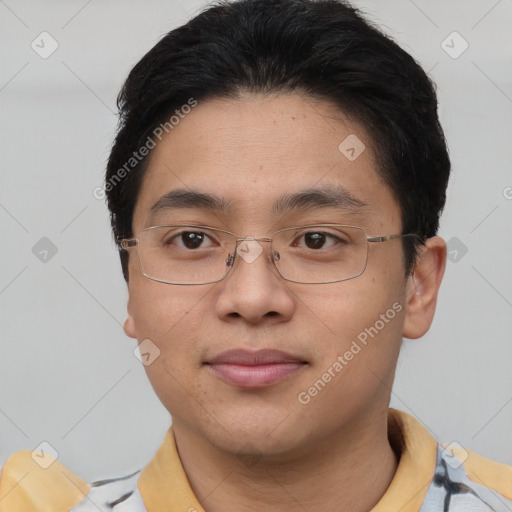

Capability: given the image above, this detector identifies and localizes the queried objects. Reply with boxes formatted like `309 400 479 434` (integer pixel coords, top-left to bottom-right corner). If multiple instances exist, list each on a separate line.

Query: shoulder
386 409 512 511
421 443 512 511
449 443 512 498
0 450 144 512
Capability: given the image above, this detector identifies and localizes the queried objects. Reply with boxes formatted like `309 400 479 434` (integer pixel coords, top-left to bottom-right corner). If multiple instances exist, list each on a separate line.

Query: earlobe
402 236 447 339
124 295 137 339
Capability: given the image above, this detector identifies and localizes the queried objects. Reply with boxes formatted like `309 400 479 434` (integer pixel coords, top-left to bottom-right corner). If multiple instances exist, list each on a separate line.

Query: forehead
132 93 400 231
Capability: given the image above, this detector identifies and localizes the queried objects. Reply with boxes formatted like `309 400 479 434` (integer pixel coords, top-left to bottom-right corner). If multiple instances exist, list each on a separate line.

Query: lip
204 349 308 388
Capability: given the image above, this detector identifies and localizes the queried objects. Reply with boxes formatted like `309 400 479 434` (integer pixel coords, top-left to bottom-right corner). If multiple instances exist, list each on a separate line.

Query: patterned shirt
1 409 511 511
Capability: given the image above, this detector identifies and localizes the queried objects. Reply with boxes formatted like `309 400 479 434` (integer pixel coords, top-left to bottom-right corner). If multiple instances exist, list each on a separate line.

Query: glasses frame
118 224 421 285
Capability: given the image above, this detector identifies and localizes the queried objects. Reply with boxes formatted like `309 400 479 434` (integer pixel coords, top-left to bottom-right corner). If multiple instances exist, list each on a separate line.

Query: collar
138 408 438 512
372 408 437 511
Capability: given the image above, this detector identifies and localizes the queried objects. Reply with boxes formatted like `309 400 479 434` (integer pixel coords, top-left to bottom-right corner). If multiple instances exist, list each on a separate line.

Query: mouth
204 349 308 389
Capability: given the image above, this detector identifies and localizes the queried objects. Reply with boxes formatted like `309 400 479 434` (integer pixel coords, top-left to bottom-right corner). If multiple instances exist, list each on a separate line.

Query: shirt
1 409 511 511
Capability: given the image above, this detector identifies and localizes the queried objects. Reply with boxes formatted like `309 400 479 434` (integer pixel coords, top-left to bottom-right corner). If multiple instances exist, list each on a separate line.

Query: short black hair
105 0 451 281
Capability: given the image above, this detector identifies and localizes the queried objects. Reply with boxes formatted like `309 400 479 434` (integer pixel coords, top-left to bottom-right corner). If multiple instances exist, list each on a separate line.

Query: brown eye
304 232 326 249
295 231 344 250
164 230 214 250
180 231 206 249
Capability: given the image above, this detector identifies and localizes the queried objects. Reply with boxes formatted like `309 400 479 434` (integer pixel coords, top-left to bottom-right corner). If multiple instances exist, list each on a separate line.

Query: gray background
0 0 511 480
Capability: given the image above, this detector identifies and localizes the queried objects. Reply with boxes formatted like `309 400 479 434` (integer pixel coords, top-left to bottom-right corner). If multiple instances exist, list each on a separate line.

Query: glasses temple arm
118 238 139 250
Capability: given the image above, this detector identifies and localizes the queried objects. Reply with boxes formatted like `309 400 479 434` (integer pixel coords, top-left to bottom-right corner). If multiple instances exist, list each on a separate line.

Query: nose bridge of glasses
236 236 272 243
226 236 279 269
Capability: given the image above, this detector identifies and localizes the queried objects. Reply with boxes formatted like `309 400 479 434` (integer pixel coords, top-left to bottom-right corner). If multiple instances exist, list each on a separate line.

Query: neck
172 408 399 512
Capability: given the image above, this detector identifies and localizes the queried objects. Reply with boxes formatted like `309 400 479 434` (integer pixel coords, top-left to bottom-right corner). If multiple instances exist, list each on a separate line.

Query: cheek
295 275 405 415
297 266 406 355
128 274 215 357
128 278 213 413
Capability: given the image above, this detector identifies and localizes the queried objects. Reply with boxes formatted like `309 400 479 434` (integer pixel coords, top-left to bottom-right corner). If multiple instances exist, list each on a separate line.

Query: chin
196 407 313 457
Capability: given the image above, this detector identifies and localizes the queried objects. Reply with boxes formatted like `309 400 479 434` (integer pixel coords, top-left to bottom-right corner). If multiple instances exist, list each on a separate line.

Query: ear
124 293 137 339
402 236 447 339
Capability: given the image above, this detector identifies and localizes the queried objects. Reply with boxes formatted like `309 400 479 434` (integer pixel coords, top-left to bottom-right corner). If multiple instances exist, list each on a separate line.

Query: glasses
118 224 419 285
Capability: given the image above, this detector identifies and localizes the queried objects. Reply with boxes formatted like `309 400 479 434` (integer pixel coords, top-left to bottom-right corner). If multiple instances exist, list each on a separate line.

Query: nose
214 238 295 325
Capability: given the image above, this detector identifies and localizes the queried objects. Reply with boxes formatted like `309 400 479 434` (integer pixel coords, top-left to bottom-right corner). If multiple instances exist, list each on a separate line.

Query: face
123 93 429 456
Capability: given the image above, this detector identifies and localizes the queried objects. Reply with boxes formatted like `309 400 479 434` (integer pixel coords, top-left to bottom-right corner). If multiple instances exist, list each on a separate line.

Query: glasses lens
272 225 368 284
134 224 369 285
137 226 236 284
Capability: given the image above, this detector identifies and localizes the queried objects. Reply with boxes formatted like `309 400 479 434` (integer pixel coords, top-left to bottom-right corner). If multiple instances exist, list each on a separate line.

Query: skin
123 92 447 512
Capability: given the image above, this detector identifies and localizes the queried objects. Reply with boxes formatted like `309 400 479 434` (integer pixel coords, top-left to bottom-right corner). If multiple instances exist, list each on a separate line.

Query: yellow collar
138 408 437 512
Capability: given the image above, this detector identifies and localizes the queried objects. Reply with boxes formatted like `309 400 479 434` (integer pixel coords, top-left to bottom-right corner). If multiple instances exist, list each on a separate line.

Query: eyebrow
148 184 368 219
149 189 233 216
273 185 367 214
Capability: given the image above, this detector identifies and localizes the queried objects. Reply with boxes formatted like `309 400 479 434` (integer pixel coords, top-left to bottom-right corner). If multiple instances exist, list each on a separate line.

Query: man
1 0 510 510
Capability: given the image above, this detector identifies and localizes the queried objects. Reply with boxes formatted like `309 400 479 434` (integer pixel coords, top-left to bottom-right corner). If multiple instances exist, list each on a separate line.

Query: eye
165 230 217 250
294 230 347 250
